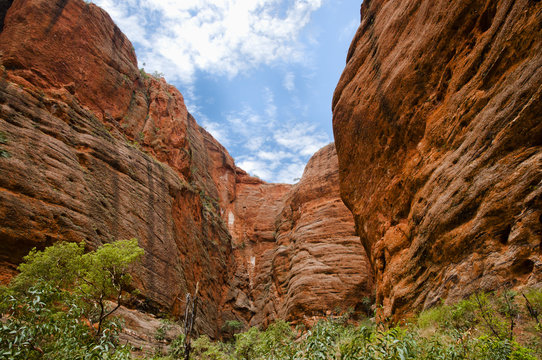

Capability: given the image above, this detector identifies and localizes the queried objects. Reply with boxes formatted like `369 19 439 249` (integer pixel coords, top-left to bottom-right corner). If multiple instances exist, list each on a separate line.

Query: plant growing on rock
0 130 10 158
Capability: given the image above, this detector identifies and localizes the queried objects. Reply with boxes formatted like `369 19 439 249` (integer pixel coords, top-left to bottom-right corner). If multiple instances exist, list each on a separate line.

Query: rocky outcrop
0 0 374 337
225 144 374 328
0 0 235 337
115 305 182 357
333 0 542 320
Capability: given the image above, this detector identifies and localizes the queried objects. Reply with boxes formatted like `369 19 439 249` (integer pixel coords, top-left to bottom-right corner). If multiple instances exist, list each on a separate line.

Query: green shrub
0 282 131 359
190 335 229 360
0 130 10 158
234 326 262 360
304 319 344 359
1 239 144 359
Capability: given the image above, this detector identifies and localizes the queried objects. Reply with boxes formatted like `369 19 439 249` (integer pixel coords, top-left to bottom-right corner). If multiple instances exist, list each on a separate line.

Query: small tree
12 239 144 336
1 239 143 359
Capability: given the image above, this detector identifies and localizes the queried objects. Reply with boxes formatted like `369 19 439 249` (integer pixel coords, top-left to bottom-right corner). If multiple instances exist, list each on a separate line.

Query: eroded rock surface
333 0 542 320
0 0 234 337
0 0 374 337
226 145 374 327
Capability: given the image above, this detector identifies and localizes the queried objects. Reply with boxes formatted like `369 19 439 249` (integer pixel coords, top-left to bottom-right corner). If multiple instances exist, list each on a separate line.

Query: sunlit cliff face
333 0 542 320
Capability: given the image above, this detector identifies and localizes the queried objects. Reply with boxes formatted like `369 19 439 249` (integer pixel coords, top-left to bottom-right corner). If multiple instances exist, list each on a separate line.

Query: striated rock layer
226 144 374 328
0 0 237 337
333 0 542 320
0 0 374 335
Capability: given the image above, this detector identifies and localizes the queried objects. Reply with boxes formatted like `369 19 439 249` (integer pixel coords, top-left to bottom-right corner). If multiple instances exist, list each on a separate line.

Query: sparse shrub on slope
168 289 541 360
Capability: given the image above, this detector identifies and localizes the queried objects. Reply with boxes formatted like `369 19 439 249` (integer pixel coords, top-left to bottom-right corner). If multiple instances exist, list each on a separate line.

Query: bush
0 282 131 360
191 335 229 360
186 289 541 360
0 239 144 359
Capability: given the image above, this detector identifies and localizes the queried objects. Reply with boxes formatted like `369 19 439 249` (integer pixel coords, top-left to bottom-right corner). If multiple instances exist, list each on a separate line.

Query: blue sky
91 0 361 183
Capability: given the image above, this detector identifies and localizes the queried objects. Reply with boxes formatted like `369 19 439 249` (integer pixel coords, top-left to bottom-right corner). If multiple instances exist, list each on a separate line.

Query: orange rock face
0 0 374 336
0 0 233 337
225 144 374 328
333 0 542 320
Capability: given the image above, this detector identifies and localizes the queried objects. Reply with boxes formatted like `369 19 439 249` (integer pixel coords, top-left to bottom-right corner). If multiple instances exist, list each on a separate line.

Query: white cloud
283 72 295 92
92 0 323 85
245 137 265 152
237 158 273 181
201 120 229 146
274 123 329 156
256 150 293 162
263 88 277 120
221 98 329 183
275 161 306 183
90 0 329 184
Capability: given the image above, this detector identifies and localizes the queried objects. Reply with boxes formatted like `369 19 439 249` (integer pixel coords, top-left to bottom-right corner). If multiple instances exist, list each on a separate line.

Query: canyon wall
333 0 542 320
225 144 374 328
0 0 374 335
0 0 240 336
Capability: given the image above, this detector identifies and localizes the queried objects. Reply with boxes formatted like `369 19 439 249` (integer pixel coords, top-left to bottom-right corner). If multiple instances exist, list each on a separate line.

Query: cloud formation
92 0 330 184
283 72 295 91
211 88 329 183
93 0 323 84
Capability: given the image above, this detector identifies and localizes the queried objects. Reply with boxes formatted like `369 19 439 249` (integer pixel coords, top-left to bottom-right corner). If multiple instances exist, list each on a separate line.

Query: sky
91 0 361 183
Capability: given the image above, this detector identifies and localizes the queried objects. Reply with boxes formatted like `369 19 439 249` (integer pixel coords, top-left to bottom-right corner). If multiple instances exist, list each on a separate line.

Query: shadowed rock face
0 0 374 335
333 0 542 320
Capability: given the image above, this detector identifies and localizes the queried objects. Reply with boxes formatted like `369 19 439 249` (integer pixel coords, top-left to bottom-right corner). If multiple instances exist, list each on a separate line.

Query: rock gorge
333 0 542 321
0 0 373 336
1 0 541 341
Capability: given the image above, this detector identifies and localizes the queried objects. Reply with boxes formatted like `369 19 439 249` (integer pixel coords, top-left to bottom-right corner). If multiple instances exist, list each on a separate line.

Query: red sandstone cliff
0 0 238 336
333 0 542 320
0 0 374 336
225 144 374 328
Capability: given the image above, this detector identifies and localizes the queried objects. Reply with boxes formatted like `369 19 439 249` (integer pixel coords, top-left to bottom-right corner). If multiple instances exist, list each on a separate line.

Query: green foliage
155 319 173 341
4 239 541 360
221 320 244 337
79 239 144 303
339 326 418 360
0 281 131 359
190 335 229 360
524 288 542 324
1 239 144 359
151 71 165 79
173 289 541 360
139 68 150 80
232 321 297 360
255 320 297 359
14 241 85 290
304 319 344 359
233 326 262 359
168 333 186 359
225 320 243 331
0 130 10 158
14 239 144 334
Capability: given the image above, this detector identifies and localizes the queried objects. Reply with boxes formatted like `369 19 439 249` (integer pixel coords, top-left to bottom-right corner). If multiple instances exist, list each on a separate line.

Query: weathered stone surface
0 0 375 339
333 0 542 320
0 0 234 337
114 305 182 357
226 144 374 328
